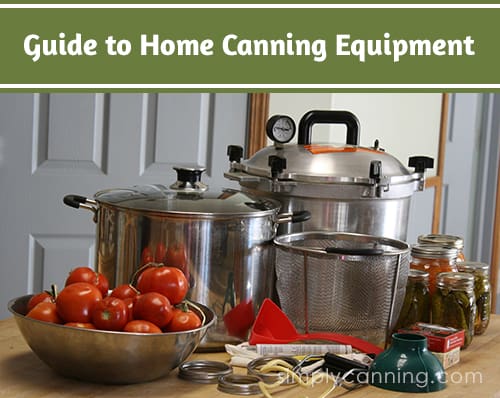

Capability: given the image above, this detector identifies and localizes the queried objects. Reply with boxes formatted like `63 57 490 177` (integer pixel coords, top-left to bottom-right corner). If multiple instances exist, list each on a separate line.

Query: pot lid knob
268 155 287 178
227 145 243 163
408 156 434 173
170 166 208 193
369 160 382 182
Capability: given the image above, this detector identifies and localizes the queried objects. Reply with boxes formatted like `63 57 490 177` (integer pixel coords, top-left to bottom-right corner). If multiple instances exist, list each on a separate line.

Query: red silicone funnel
249 299 383 355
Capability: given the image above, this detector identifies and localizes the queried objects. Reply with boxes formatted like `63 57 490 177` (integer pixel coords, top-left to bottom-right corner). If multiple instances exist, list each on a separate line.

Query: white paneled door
0 93 248 319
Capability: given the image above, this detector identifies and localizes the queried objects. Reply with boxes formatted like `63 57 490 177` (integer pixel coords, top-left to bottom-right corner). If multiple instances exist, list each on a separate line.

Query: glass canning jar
410 245 459 295
417 234 465 262
457 261 491 335
432 272 476 349
394 269 431 331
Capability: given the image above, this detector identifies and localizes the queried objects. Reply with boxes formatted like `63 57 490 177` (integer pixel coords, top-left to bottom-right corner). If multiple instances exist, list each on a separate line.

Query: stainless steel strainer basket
274 231 410 347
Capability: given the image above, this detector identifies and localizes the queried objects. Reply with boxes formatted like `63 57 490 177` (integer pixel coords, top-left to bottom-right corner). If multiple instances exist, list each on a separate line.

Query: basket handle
325 247 384 256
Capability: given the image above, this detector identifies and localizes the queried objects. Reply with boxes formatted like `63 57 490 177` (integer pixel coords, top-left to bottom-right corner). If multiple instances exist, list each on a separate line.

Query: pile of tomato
25 265 202 333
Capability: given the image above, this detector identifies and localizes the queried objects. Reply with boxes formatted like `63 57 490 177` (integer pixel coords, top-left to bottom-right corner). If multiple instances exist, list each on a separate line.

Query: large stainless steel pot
225 110 434 241
63 166 309 350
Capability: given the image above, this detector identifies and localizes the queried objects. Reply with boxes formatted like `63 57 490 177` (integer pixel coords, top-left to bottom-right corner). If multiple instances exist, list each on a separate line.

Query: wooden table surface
1 315 500 397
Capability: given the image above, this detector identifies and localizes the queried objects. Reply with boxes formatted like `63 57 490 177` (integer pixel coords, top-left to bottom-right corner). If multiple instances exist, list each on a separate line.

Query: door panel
34 93 110 175
29 234 96 294
140 93 212 175
0 93 247 319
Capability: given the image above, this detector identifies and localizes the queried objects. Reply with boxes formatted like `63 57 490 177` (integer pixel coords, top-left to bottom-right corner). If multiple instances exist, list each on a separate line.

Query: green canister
457 261 491 335
432 272 476 349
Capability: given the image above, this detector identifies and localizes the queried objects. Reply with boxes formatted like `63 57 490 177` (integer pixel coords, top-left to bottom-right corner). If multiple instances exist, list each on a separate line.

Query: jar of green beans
394 269 431 331
457 261 491 335
432 272 476 349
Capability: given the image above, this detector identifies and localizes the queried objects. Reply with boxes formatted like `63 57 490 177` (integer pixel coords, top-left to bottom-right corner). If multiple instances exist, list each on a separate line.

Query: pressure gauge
266 115 296 144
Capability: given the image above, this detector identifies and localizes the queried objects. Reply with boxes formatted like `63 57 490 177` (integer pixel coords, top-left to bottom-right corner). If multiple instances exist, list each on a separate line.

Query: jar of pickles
457 261 491 335
417 234 465 262
410 245 459 295
432 272 476 349
394 269 431 331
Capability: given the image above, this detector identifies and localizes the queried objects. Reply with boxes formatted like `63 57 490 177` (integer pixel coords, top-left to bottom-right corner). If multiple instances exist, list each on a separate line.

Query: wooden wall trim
430 93 449 234
425 176 440 188
247 93 269 157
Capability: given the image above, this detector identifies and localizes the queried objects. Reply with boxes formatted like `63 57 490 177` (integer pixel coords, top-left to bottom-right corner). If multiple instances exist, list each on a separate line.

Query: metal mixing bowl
8 295 215 384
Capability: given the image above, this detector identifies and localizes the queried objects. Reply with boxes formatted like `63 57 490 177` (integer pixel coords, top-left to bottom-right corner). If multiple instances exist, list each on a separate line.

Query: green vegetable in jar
394 270 430 331
432 272 476 349
457 262 491 335
475 291 491 334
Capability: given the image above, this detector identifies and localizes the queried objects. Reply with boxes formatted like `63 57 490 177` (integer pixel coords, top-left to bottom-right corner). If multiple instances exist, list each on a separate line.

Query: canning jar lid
436 272 474 290
457 261 489 274
411 244 459 260
247 356 298 385
217 374 262 395
417 234 464 250
178 360 233 383
408 269 429 281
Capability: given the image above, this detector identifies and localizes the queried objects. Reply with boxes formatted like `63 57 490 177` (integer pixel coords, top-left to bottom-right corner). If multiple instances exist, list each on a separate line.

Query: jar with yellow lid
457 261 491 335
410 245 459 295
432 272 476 349
417 234 465 262
394 269 431 331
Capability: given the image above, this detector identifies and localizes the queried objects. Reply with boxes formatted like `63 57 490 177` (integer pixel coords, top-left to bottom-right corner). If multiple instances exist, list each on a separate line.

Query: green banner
1 5 499 89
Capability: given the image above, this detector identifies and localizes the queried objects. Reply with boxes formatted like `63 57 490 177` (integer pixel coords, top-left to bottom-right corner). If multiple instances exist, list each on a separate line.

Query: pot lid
228 110 433 185
239 142 416 184
95 167 280 216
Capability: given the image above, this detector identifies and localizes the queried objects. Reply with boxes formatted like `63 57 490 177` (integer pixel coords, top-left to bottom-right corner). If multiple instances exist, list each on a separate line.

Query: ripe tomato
65 266 109 297
123 297 135 322
27 291 54 312
26 302 62 324
110 284 139 300
92 296 129 331
136 265 188 305
164 306 202 332
56 282 102 323
64 322 96 329
95 273 109 296
133 292 173 328
124 320 162 334
155 242 167 264
141 247 154 265
165 243 190 280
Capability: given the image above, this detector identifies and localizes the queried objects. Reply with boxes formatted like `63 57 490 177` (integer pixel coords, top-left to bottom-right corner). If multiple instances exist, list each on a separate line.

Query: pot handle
276 210 311 224
325 246 384 256
297 110 360 146
63 194 98 220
